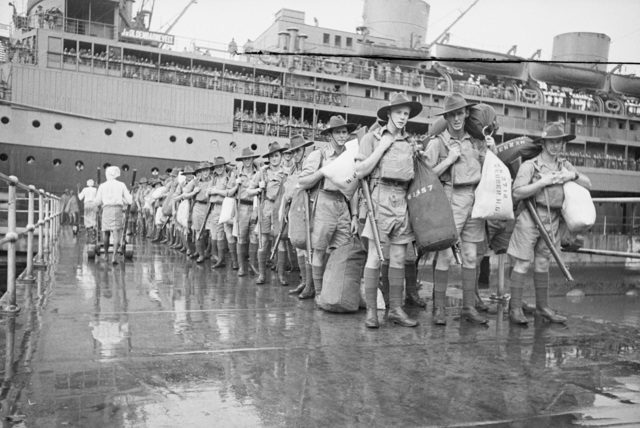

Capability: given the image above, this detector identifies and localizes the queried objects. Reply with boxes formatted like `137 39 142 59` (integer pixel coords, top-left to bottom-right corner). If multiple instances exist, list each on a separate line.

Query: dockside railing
0 172 61 313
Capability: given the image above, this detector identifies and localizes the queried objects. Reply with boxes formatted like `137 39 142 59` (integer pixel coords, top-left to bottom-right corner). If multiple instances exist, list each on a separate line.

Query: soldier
229 147 260 277
248 142 288 284
298 116 359 299
78 179 98 241
174 166 196 254
507 122 591 324
355 95 420 329
94 166 133 264
134 177 150 237
424 92 489 325
278 135 314 294
206 156 237 269
189 161 213 263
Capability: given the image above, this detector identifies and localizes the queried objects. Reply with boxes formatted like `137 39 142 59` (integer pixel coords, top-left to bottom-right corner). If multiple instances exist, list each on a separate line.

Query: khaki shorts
311 191 352 252
205 203 225 240
507 207 561 261
259 199 274 236
363 183 414 245
235 203 257 244
446 186 485 243
477 219 515 256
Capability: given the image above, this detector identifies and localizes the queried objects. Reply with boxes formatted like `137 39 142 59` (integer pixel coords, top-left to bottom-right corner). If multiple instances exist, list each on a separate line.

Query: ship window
346 37 352 48
170 135 177 142
384 92 389 101
0 153 7 161
104 128 112 135
26 156 35 164
229 141 237 150
250 144 257 151
53 159 62 166
126 130 134 138
323 33 330 45
365 89 371 98
103 163 111 170
165 168 172 173
186 137 193 144
151 167 159 175
122 164 129 172
1 116 9 124
54 122 62 130
75 161 84 171
334 35 341 47
32 120 40 128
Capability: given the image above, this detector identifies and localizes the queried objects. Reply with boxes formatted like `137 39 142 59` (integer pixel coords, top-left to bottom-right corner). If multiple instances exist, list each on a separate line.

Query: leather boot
256 250 267 285
433 306 447 326
237 243 248 276
534 272 566 323
522 301 537 315
536 306 567 324
289 282 306 295
404 262 426 308
433 269 448 325
229 242 239 270
211 241 226 269
509 286 529 325
210 239 218 263
365 308 379 329
277 250 288 286
461 267 487 324
379 263 390 309
195 238 206 263
388 307 418 327
298 263 315 299
460 307 489 324
289 255 307 294
249 243 259 275
405 288 426 308
151 228 163 243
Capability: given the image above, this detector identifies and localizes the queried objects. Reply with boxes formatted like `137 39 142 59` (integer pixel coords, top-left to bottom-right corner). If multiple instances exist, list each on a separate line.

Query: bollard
497 253 506 298
34 189 46 267
3 176 20 313
19 185 36 282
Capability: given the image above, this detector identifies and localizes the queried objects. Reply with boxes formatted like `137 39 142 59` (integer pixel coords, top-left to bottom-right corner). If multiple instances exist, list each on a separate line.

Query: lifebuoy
522 88 539 103
322 59 342 74
605 99 620 114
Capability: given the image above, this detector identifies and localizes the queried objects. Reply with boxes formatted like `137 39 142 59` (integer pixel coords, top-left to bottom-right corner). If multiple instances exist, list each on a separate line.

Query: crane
426 0 480 49
159 0 197 34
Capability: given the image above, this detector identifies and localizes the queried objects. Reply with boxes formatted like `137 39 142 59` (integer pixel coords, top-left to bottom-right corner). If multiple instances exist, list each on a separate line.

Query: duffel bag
562 181 596 232
425 103 496 140
471 150 514 220
495 137 541 178
288 187 309 249
319 139 360 200
407 157 458 254
317 239 366 313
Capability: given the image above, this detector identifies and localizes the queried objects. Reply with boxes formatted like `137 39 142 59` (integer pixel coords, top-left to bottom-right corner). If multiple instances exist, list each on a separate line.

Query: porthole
26 155 35 164
75 160 84 171
54 122 62 130
105 128 112 136
122 164 129 172
126 130 134 138
169 135 176 142
103 163 111 170
186 137 193 144
250 143 258 151
0 153 7 161
53 158 62 166
165 168 172 173
1 116 9 124
32 120 40 128
151 167 159 175
229 141 237 149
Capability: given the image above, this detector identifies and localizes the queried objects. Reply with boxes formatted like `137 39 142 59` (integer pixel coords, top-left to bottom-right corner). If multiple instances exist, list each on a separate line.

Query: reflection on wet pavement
1 230 639 427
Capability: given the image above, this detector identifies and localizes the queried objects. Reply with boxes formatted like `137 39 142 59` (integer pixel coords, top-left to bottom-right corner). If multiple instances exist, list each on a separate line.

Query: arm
297 150 323 190
355 133 393 179
557 163 592 190
423 137 460 177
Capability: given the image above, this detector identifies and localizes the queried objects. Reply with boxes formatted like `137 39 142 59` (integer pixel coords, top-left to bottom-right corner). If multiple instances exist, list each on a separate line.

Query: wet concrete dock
1 228 640 427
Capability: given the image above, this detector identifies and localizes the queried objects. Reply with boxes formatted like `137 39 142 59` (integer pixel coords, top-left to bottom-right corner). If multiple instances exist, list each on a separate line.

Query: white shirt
78 186 97 203
95 180 133 206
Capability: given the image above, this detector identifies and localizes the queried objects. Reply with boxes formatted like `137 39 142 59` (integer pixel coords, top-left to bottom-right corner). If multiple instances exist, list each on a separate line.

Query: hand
484 135 496 151
558 167 576 183
350 216 359 235
258 180 266 189
446 145 461 164
235 177 243 185
354 153 366 162
538 172 557 187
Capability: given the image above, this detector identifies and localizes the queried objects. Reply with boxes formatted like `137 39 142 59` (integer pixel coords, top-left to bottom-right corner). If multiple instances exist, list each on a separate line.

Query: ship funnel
277 31 290 51
362 0 429 48
287 27 299 53
552 32 610 72
297 34 308 53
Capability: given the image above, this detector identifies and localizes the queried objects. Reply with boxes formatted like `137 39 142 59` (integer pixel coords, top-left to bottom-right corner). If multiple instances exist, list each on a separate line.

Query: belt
195 200 207 204
378 178 410 189
320 189 346 200
265 197 275 202
239 199 253 206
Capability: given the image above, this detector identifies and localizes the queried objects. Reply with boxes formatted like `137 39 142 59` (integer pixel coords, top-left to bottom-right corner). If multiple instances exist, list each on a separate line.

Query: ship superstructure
0 0 638 215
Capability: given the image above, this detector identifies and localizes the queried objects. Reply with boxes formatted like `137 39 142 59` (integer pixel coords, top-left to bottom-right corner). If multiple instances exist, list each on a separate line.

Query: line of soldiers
126 90 591 330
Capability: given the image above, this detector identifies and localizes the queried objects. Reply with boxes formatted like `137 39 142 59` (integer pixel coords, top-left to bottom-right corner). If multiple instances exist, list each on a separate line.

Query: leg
432 248 453 325
363 239 382 328
459 241 487 324
256 233 270 284
387 244 418 327
509 258 531 325
533 256 567 323
276 238 288 285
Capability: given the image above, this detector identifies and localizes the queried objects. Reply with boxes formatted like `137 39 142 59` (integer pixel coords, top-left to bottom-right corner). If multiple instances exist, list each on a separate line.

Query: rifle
360 178 385 263
451 243 462 265
256 167 266 250
94 167 102 244
524 198 574 281
197 201 213 241
270 201 289 261
303 190 313 265
118 169 137 253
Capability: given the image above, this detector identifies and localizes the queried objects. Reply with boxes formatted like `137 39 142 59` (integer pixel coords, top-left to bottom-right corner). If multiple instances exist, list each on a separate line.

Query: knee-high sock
388 266 405 310
363 267 380 309
433 269 448 308
534 271 549 308
462 267 476 308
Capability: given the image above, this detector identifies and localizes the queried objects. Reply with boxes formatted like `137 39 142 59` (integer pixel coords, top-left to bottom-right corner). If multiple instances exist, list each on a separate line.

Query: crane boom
163 0 197 34
427 0 480 49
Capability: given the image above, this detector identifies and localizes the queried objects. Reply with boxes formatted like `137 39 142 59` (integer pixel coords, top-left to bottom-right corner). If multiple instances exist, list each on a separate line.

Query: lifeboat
434 43 527 80
355 42 431 65
528 62 606 90
609 73 640 98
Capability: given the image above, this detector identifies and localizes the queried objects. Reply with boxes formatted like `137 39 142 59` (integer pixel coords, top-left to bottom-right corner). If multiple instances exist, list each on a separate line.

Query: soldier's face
444 108 468 132
214 165 225 175
542 139 565 157
331 127 350 146
202 169 210 178
269 152 282 167
242 158 254 168
389 106 411 128
283 151 293 161
293 148 305 163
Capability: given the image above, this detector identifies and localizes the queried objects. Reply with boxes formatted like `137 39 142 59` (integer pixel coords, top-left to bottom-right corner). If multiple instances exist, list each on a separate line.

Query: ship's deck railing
0 172 61 313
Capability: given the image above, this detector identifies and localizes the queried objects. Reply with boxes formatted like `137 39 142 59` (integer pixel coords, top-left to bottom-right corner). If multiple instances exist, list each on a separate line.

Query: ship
0 0 639 219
